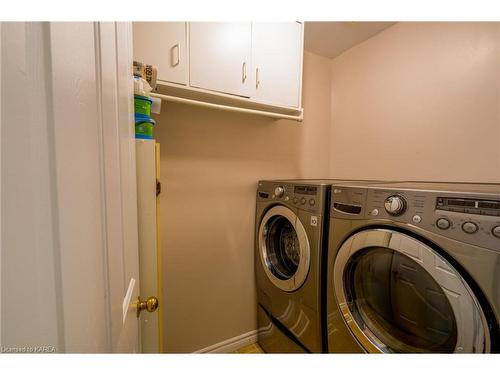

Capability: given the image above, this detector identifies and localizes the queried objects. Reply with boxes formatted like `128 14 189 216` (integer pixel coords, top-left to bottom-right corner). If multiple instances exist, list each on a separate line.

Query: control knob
274 186 285 198
384 195 407 216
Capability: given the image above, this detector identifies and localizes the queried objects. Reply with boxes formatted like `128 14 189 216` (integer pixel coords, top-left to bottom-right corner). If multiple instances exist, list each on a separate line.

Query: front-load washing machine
255 180 334 353
326 181 500 353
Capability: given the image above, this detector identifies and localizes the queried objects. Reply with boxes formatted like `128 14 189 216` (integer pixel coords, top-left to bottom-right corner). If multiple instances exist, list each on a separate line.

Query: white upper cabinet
131 22 304 116
189 22 252 97
133 22 188 85
251 23 303 108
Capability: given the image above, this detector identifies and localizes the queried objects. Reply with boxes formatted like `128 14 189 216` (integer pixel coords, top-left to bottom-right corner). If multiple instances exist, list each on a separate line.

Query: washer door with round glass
258 205 310 292
333 228 490 353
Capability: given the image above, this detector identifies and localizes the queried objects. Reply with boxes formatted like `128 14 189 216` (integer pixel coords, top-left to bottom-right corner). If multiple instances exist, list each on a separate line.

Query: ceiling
304 22 396 59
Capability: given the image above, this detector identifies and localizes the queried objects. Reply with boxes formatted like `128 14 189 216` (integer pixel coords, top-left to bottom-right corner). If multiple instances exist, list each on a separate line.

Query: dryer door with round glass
258 205 310 292
333 228 490 353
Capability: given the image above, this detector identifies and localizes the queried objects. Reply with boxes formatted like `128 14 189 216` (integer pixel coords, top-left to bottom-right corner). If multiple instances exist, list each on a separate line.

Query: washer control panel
330 183 500 252
257 181 325 214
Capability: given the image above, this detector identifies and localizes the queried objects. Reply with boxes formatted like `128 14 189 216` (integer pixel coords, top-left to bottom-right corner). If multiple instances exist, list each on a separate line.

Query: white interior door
133 22 188 86
251 22 303 107
189 22 252 97
1 22 140 353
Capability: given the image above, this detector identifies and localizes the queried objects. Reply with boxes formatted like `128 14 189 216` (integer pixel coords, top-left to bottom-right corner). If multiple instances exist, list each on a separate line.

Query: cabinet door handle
242 62 247 83
256 67 260 89
171 43 180 67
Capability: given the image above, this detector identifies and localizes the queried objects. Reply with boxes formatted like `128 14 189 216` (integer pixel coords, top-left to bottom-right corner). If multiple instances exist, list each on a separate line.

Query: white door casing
0 22 140 353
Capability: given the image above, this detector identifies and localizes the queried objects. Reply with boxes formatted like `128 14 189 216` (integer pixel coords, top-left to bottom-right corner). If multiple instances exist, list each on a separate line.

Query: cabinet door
189 22 252 97
252 22 303 107
133 22 187 85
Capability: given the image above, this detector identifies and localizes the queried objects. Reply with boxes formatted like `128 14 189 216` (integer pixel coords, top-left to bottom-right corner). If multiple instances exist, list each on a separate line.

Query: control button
309 199 316 206
436 218 451 230
462 221 478 234
412 215 422 224
300 197 306 205
492 226 500 239
370 209 379 216
384 195 407 216
293 197 299 204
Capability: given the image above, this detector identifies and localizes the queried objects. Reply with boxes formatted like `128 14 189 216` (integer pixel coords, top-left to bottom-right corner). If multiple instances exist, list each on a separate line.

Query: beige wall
154 51 331 352
329 22 500 183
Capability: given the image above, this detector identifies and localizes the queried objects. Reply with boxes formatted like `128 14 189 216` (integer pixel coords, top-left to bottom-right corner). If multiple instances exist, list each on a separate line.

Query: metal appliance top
261 179 387 186
371 182 500 196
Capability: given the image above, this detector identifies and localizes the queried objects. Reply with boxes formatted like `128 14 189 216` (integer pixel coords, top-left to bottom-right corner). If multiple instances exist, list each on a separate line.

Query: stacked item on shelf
133 61 158 140
134 89 155 139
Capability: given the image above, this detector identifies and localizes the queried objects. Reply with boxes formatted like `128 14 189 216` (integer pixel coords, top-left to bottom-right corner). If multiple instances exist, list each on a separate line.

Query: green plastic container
135 118 155 139
134 95 152 117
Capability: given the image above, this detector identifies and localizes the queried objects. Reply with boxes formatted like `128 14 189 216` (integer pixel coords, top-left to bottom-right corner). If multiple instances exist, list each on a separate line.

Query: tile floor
235 343 265 354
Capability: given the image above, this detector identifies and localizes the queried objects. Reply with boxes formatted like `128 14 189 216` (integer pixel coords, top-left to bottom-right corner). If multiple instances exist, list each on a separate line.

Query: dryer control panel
330 183 500 252
257 181 327 215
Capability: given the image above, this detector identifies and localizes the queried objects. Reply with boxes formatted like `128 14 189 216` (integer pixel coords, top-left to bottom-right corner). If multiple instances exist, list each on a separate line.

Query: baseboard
194 329 259 354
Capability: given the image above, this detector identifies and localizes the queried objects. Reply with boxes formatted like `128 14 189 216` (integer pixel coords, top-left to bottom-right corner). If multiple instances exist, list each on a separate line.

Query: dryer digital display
436 197 500 215
294 186 317 195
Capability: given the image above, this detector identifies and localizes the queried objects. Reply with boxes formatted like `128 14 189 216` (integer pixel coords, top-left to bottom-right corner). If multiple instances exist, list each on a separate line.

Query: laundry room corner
152 50 332 352
4 10 500 369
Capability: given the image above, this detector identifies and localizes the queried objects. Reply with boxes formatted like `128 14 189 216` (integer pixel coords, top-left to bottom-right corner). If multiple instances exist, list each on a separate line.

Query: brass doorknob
136 296 159 317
